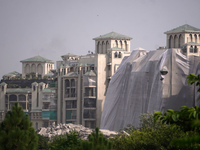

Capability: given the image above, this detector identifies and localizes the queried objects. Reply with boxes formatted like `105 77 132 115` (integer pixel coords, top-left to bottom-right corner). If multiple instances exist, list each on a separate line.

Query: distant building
20 55 55 78
56 32 132 128
165 24 200 56
0 32 132 129
1 24 199 129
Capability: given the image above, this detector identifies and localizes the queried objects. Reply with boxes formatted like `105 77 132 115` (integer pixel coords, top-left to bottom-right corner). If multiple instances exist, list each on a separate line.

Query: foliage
112 124 198 150
187 73 200 92
0 103 38 150
79 127 113 150
37 134 49 150
154 105 200 132
48 130 81 150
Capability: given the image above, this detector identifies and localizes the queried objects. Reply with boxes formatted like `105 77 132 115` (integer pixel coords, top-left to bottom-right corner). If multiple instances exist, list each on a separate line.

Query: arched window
124 41 128 51
31 64 36 73
194 46 198 53
199 34 200 43
178 34 183 48
102 41 104 54
174 35 178 48
190 45 193 53
115 40 118 48
71 79 75 87
9 95 17 102
190 34 193 42
194 34 197 43
169 35 173 48
37 64 43 75
118 52 122 58
114 52 118 58
97 42 100 54
65 79 70 87
25 64 30 74
105 41 109 53
120 41 123 49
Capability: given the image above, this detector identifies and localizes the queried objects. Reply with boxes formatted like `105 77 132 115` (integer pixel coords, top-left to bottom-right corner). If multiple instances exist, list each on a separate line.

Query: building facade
56 32 132 128
165 24 200 56
0 32 132 129
1 25 199 129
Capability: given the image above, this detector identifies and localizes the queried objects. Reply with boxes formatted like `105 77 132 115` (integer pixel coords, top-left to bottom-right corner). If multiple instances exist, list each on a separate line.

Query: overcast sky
0 0 200 79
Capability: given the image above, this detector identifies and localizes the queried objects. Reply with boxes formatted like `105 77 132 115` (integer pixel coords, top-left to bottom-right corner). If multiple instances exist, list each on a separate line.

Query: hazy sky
0 0 200 79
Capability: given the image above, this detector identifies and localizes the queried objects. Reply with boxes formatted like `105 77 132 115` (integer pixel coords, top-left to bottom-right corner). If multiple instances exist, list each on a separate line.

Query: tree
0 103 38 150
80 127 113 150
48 130 81 150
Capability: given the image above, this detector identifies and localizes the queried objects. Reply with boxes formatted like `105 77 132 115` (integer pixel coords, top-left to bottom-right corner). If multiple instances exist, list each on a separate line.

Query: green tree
80 127 113 150
0 103 38 150
48 130 81 150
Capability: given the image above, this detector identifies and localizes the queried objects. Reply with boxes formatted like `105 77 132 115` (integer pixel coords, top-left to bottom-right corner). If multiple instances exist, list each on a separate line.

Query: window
114 52 118 58
65 89 70 97
65 79 70 87
1 86 4 91
190 46 194 53
85 121 96 129
43 102 50 109
71 79 75 87
118 52 122 58
71 88 76 97
19 95 26 101
66 110 77 119
85 87 94 96
84 98 96 107
9 95 17 102
194 46 198 53
83 109 96 119
66 100 77 108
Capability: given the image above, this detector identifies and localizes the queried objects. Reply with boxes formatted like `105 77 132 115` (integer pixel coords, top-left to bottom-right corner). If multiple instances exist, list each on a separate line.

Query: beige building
1 25 199 129
56 32 132 128
21 55 55 78
165 24 200 56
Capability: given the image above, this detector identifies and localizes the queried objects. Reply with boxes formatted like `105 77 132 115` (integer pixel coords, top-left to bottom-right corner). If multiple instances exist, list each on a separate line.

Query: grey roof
42 88 56 93
64 72 78 77
93 32 132 40
32 82 38 85
183 42 200 46
4 71 21 76
20 55 54 63
84 70 96 76
165 24 200 34
6 88 31 94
